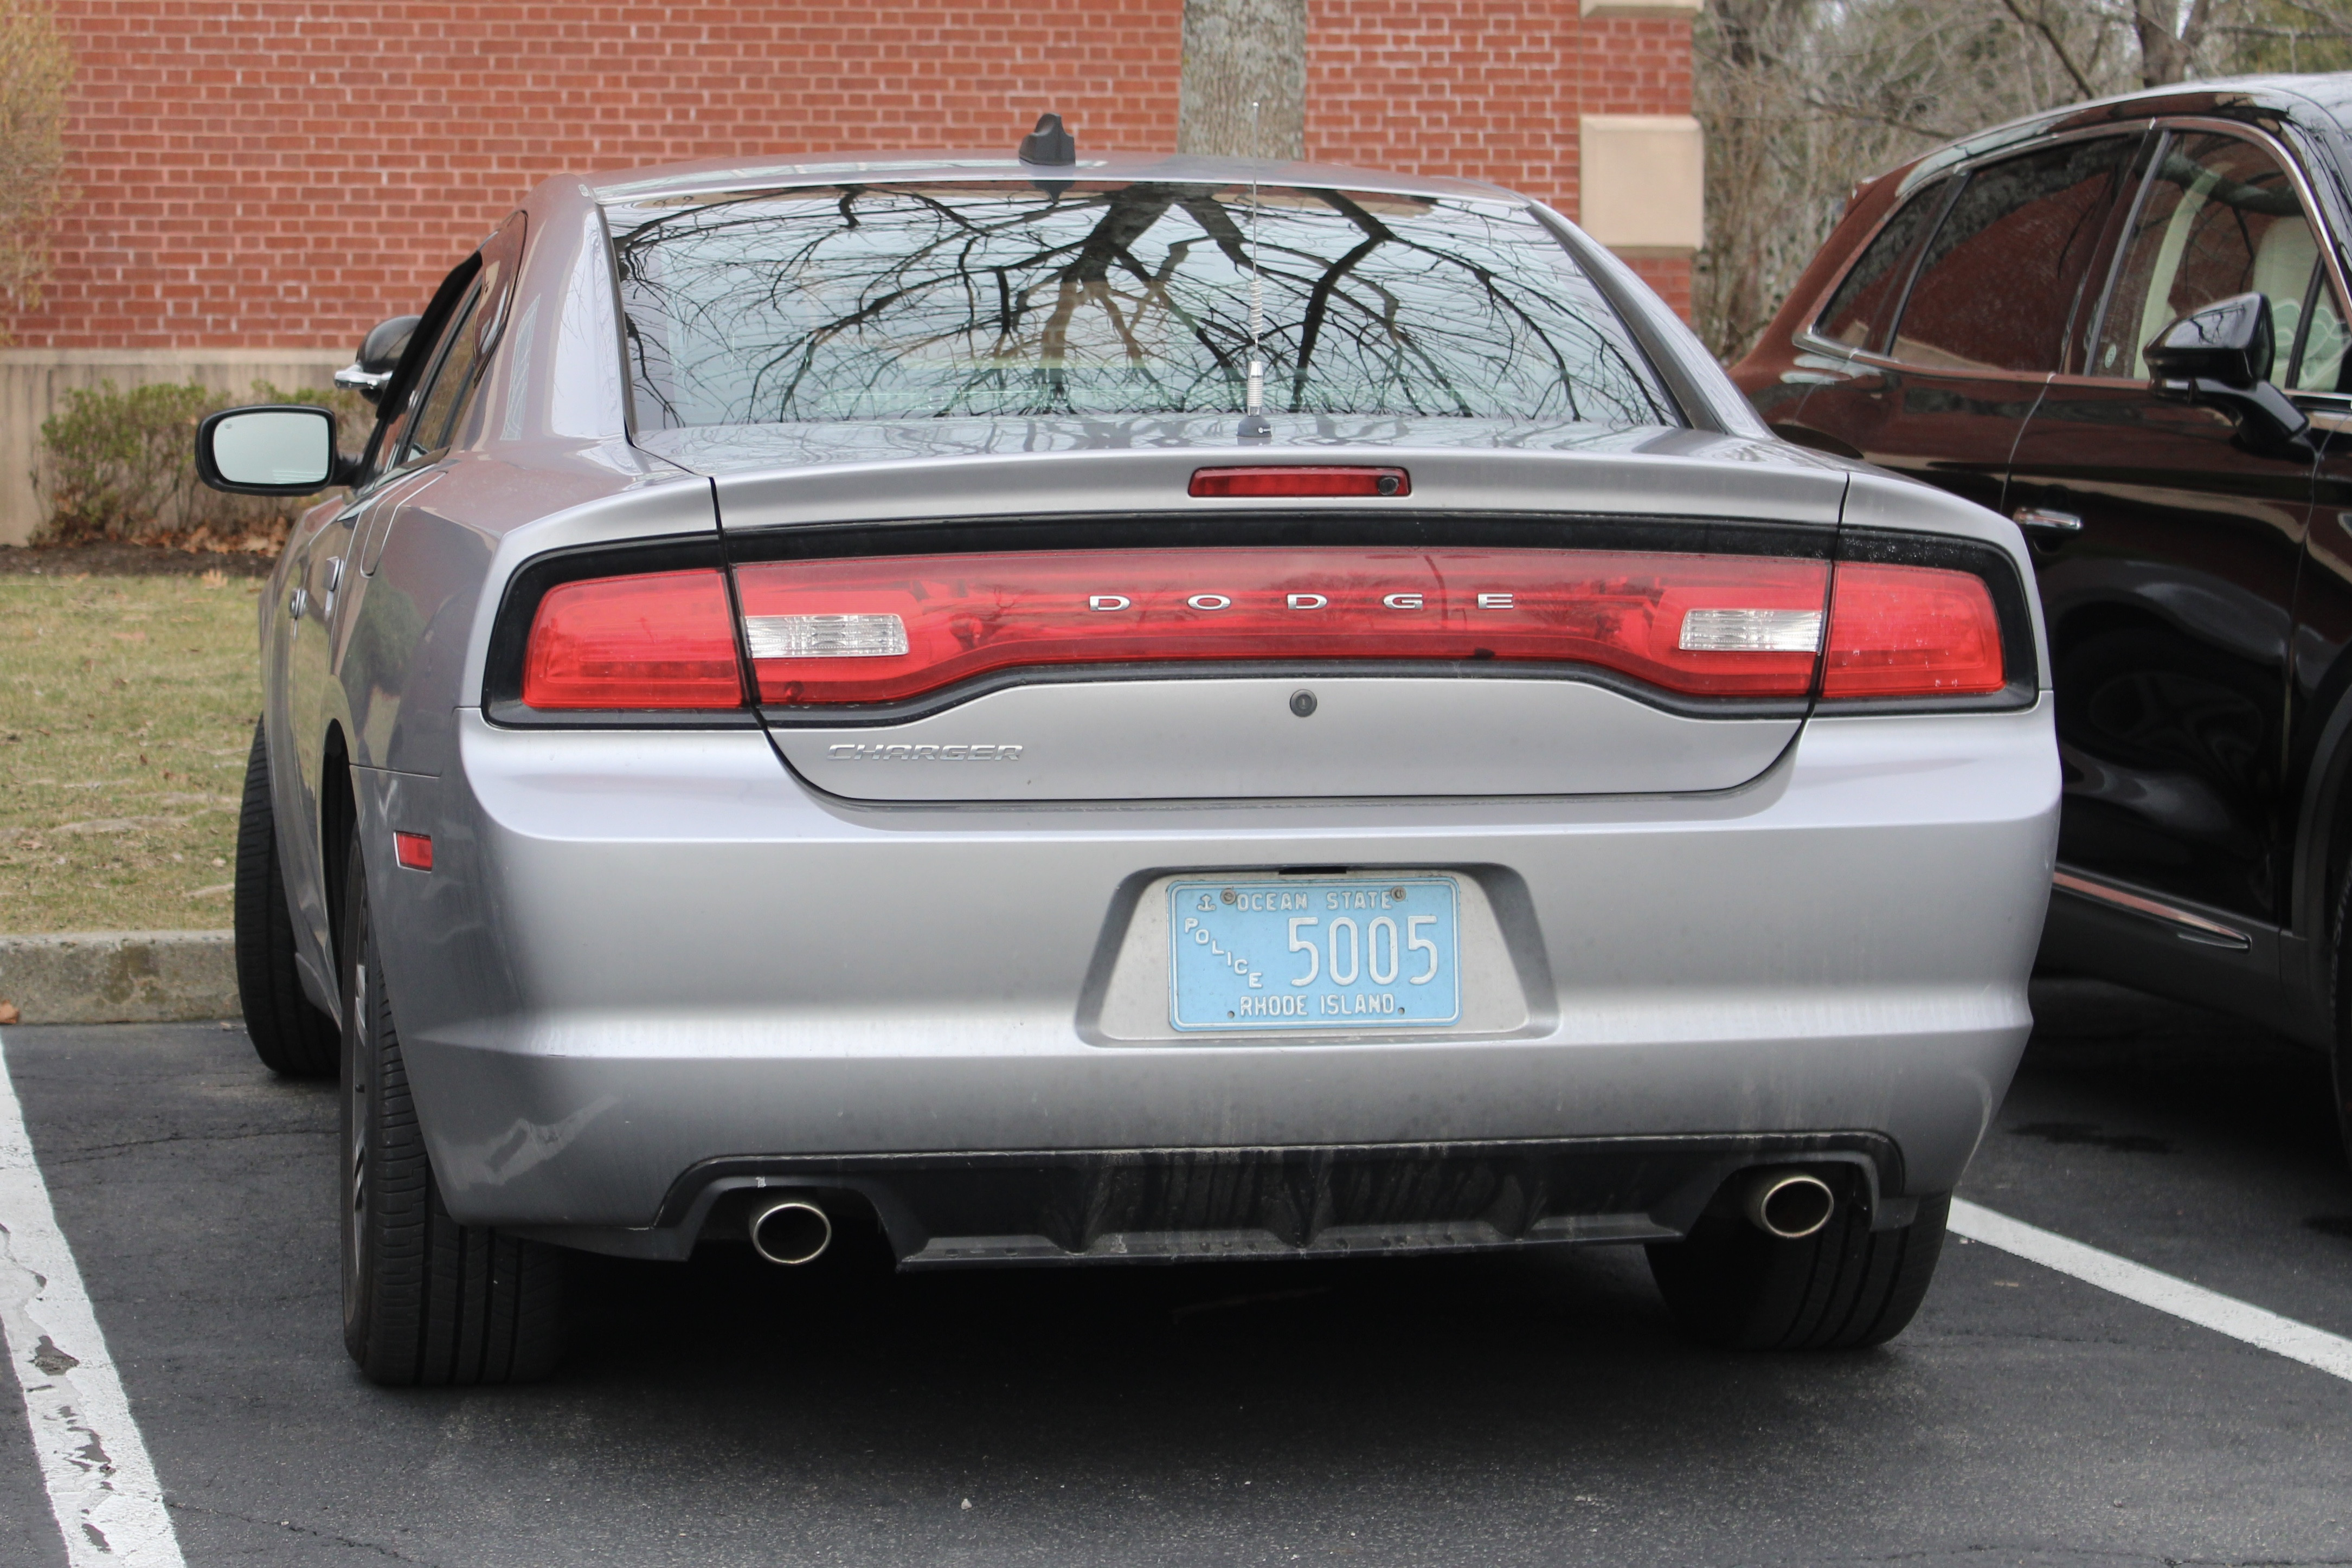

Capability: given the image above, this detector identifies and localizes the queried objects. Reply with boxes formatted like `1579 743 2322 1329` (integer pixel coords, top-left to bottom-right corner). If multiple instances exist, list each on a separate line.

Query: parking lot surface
4 979 2351 1568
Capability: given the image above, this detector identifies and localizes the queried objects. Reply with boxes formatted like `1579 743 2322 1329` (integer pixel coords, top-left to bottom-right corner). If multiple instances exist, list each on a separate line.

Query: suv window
2295 272 2350 392
1814 179 1947 352
1889 136 2135 374
2090 131 2315 383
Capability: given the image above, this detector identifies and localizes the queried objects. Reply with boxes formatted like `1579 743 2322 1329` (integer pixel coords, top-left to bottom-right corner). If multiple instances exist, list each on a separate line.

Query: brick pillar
1575 0 1702 321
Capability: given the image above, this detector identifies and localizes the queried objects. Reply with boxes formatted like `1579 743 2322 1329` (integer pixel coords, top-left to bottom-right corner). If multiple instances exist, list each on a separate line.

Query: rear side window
1891 137 2135 374
606 182 1676 429
1813 180 1946 351
400 285 485 464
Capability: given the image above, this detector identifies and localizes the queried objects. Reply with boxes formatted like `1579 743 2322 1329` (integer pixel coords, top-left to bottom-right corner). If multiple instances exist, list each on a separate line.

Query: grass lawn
1 571 265 932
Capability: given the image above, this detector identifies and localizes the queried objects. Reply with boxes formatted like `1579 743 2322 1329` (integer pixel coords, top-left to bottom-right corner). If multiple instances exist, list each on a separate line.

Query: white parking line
1950 1197 2352 1385
0 1032 185 1566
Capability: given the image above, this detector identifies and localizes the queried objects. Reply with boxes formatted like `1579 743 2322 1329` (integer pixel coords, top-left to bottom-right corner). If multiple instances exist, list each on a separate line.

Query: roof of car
585 152 1532 210
1880 72 2352 196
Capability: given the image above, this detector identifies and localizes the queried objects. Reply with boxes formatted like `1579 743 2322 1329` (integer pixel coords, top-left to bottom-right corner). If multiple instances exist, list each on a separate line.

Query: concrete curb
0 931 237 1025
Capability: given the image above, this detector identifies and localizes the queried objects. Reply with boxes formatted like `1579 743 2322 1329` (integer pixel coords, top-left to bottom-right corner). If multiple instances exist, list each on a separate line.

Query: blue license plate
1167 877 1462 1033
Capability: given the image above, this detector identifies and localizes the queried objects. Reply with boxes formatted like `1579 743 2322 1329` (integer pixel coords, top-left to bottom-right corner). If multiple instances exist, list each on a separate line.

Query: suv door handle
2012 505 2084 535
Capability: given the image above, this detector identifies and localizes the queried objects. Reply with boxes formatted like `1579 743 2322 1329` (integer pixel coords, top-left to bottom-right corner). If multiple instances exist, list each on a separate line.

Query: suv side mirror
2146 292 2311 454
332 313 422 405
194 404 358 494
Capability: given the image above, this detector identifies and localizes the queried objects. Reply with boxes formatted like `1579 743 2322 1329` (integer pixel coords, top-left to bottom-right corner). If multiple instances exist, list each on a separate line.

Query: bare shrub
36 380 371 548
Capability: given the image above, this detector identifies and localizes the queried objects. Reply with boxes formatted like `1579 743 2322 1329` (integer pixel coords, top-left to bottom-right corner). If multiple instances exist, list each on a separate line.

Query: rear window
603 181 1676 430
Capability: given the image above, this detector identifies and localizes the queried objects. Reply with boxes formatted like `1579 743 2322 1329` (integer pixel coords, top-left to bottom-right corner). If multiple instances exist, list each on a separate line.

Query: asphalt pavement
4 979 2351 1568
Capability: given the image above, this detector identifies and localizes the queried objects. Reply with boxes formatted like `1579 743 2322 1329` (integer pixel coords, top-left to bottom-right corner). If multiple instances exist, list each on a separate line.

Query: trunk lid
673 429 1851 801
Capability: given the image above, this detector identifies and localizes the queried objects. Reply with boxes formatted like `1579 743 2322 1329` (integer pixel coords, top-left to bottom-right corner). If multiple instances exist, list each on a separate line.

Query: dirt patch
0 540 278 579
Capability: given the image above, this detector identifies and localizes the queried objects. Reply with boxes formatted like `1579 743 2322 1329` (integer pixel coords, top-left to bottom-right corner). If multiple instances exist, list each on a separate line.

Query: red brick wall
16 1 1698 348
9 1 1185 349
1304 1 1582 216
1580 13 1694 318
1306 1 1694 320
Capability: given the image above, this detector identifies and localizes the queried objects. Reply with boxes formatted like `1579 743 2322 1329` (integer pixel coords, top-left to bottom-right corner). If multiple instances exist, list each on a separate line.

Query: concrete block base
0 931 238 1024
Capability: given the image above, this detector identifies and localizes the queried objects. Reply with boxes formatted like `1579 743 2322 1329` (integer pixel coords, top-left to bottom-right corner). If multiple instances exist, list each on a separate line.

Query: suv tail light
1821 562 2004 698
732 548 1831 705
522 569 744 709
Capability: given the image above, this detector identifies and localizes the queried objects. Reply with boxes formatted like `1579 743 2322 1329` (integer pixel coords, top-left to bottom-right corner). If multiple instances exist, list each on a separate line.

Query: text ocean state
1166 877 1463 1032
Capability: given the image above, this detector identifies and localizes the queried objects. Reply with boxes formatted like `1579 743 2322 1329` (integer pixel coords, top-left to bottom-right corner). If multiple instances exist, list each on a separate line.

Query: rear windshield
602 181 1677 430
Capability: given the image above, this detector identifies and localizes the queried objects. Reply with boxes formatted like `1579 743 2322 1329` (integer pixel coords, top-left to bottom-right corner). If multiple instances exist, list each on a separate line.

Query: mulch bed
0 541 278 579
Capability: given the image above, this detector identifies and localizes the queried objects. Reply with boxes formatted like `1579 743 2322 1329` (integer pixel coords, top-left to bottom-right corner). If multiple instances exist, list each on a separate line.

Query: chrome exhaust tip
1740 1171 1836 1240
749 1199 833 1265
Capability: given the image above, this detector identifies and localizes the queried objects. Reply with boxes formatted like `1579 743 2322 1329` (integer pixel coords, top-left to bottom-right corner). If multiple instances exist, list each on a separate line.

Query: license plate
1167 877 1462 1033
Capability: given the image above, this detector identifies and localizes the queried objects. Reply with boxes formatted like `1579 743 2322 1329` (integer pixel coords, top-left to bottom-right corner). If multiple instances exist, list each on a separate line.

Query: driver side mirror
332 313 422 406
194 404 359 495
2145 292 2311 454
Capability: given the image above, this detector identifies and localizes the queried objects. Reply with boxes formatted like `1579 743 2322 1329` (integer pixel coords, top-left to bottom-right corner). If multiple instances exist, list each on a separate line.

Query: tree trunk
2133 0 2214 88
1178 0 1308 160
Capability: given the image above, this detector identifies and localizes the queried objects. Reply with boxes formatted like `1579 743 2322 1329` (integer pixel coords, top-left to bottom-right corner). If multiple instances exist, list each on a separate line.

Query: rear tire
2328 870 2352 1167
339 837 565 1385
1646 1187 1949 1351
233 719 338 1077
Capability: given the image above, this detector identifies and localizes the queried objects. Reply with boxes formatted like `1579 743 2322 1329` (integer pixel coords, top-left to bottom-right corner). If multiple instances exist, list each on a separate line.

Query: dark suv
1732 75 2352 1151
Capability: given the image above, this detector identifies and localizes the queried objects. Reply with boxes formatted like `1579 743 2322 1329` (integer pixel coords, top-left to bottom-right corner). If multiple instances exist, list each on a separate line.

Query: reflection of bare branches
607 182 1670 430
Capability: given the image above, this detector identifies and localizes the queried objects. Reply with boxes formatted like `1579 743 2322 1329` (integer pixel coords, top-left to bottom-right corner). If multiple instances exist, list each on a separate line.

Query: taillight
732 548 1831 705
1821 562 2005 698
522 569 744 709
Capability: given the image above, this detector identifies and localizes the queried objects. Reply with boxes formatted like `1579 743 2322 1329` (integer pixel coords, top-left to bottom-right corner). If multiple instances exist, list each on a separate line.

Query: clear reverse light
745 613 911 659
1679 607 1825 653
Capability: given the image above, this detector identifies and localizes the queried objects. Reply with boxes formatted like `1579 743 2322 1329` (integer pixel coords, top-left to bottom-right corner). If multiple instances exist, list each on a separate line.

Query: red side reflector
523 569 745 710
1821 562 2005 697
734 548 1829 705
1190 466 1410 498
393 832 433 872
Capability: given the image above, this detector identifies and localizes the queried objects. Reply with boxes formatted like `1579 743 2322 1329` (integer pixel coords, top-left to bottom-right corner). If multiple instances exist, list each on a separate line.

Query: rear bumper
530 1133 1913 1265
363 699 2059 1245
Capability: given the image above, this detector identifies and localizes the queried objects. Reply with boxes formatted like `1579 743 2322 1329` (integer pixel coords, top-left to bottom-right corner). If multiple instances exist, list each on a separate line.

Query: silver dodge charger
200 119 2059 1385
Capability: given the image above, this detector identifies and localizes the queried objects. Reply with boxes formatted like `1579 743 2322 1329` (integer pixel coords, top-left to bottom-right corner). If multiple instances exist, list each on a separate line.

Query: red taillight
1190 466 1411 498
1821 562 2005 697
734 548 1830 705
522 569 744 709
393 831 433 872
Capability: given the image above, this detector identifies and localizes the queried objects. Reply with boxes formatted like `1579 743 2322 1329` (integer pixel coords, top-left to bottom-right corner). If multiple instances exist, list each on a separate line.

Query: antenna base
1237 414 1274 440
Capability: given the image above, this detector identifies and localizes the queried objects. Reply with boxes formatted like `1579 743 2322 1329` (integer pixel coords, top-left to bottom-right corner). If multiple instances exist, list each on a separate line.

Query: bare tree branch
2000 0 2100 99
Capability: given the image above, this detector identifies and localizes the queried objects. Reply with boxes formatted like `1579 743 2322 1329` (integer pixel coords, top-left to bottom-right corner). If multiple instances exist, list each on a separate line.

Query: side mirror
2147 291 2272 387
2145 292 2311 454
332 313 422 405
194 405 355 494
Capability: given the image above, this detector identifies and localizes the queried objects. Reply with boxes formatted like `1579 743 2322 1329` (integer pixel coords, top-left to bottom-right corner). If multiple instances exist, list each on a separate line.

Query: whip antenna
1242 98 1271 438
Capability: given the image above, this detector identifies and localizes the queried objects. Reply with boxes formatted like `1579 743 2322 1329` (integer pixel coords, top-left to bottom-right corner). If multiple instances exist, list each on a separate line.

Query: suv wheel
339 837 566 1385
2330 872 2352 1167
1646 1188 1949 1351
232 719 338 1077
